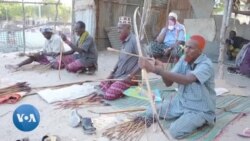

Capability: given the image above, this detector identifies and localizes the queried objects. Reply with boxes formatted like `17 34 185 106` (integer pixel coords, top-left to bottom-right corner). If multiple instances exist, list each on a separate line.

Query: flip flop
227 67 240 74
81 117 96 135
69 109 81 128
238 128 250 138
16 137 29 141
42 135 60 141
85 67 96 75
5 64 19 71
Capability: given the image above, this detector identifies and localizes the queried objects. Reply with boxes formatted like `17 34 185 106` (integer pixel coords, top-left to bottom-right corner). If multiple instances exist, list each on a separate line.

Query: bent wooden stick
133 6 172 140
107 47 152 60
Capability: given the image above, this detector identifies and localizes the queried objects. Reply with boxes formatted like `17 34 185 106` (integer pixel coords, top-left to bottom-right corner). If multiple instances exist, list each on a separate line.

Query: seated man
60 21 98 74
149 12 186 62
139 35 216 139
6 27 64 70
100 16 141 100
228 42 250 77
226 30 249 60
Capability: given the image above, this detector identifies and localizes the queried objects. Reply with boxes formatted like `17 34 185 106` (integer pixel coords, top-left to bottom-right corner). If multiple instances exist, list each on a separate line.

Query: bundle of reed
103 116 155 141
0 82 31 96
54 92 109 109
37 63 52 73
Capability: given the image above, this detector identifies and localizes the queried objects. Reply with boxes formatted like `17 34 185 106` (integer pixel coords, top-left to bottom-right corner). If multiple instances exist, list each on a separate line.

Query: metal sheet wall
95 0 193 50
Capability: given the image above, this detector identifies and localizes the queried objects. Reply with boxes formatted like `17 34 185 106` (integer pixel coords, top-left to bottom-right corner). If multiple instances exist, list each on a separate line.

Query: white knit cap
40 26 53 33
168 12 178 20
118 16 132 25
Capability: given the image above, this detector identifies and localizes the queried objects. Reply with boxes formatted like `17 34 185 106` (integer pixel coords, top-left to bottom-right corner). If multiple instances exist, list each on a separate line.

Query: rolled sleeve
159 28 167 35
171 57 184 73
190 63 212 84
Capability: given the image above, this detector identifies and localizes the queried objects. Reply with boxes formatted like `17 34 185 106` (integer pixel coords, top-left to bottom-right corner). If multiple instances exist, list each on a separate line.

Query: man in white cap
6 27 64 70
149 12 186 62
99 16 141 100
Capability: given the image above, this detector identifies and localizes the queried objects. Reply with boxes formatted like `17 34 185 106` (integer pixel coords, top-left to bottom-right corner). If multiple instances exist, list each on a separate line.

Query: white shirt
42 34 64 53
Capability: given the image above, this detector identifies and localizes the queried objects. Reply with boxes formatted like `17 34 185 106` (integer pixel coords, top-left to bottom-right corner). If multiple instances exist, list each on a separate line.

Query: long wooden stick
32 78 123 90
58 39 63 80
218 0 233 79
107 47 152 60
133 6 172 140
88 108 146 115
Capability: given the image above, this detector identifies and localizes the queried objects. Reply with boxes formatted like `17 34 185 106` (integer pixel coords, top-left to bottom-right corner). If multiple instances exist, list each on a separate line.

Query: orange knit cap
190 35 206 51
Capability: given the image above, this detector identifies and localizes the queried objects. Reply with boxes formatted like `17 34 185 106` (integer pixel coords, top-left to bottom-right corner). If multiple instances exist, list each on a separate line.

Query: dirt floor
0 51 249 141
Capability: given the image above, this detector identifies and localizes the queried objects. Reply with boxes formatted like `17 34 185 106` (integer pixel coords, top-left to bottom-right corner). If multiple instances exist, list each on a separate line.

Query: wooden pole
226 0 233 27
22 0 26 53
71 0 75 42
166 0 171 15
54 0 60 30
0 1 61 5
107 0 113 26
218 0 233 79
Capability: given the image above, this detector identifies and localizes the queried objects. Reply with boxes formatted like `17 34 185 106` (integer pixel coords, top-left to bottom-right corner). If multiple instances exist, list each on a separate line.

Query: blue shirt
160 23 186 47
171 54 216 124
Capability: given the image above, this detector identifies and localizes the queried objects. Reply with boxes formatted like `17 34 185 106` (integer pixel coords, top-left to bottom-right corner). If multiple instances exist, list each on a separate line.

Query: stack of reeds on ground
54 92 109 109
0 82 31 96
103 116 155 141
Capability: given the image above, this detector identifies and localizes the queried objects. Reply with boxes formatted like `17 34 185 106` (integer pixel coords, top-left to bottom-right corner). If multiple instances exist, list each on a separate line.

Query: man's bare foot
5 64 19 71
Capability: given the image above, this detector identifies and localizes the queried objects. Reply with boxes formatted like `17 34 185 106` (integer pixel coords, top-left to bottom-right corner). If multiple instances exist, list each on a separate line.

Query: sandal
5 64 19 71
85 67 96 75
69 109 81 128
81 117 96 135
238 128 250 138
16 137 29 141
42 135 60 141
227 67 240 74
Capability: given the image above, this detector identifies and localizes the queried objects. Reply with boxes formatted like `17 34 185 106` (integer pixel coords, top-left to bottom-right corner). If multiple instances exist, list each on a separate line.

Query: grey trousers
146 99 207 139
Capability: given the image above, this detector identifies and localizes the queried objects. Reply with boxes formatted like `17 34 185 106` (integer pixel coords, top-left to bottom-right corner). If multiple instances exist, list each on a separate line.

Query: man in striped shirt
139 35 216 139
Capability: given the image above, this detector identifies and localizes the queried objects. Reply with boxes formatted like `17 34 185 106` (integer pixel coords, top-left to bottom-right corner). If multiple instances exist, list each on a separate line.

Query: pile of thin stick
103 116 155 141
54 93 109 109
0 82 31 96
37 63 52 73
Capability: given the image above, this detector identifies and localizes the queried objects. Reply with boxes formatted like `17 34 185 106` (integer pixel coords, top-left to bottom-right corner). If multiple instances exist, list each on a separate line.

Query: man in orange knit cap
139 35 216 139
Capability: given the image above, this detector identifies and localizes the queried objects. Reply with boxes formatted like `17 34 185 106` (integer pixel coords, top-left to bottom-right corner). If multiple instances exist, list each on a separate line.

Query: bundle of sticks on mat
103 116 155 141
54 92 109 109
0 82 31 96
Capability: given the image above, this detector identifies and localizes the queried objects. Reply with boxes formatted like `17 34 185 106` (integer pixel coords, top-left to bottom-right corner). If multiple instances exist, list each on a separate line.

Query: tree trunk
218 0 233 79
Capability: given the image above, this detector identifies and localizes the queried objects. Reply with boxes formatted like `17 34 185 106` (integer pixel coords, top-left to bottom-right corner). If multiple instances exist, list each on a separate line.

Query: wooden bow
133 4 172 140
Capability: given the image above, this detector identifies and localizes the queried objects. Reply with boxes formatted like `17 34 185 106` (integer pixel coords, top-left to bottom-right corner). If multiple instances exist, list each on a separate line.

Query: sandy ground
0 51 249 141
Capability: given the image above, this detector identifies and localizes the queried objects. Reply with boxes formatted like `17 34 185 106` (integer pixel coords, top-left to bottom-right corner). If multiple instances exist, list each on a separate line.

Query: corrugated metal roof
152 0 168 6
105 27 122 49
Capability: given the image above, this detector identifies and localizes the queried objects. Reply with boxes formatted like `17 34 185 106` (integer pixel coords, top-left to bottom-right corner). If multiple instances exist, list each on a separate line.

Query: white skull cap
118 16 132 25
169 12 178 20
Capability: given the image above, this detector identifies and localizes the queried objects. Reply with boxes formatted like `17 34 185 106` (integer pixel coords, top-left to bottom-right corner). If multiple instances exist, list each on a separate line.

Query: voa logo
13 104 40 132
